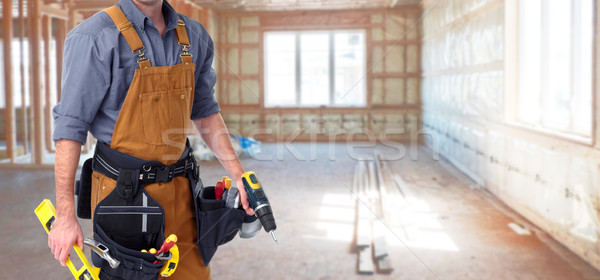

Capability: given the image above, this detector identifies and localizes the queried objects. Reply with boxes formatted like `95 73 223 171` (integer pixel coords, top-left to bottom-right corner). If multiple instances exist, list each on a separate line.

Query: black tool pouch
193 184 245 266
75 158 93 219
92 172 165 280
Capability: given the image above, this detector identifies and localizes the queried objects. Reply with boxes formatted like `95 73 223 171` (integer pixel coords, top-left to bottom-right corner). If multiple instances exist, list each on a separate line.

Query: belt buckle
155 166 173 183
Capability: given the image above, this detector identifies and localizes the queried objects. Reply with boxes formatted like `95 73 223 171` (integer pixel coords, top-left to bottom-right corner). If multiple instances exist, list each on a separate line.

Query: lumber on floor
377 255 394 274
354 158 394 275
356 161 372 249
355 161 375 274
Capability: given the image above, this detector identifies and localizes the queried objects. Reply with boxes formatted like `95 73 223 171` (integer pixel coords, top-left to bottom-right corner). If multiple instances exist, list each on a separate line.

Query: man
48 0 254 278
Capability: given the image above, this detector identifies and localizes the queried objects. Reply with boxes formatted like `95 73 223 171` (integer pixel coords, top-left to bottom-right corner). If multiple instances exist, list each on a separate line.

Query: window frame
264 29 367 108
504 0 597 145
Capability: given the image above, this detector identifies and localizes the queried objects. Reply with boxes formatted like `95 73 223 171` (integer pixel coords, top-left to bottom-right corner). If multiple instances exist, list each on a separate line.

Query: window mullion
295 33 301 106
329 32 335 106
540 0 549 128
570 0 580 132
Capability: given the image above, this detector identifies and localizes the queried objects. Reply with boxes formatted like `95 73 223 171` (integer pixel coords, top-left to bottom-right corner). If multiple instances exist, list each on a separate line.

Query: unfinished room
1 0 599 279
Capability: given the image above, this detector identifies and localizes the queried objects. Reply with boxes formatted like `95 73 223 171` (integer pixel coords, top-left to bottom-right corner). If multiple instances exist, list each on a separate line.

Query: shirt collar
118 0 179 32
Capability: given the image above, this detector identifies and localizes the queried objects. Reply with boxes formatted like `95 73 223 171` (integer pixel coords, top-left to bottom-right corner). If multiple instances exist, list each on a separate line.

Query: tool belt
193 184 246 265
75 139 246 278
84 141 198 280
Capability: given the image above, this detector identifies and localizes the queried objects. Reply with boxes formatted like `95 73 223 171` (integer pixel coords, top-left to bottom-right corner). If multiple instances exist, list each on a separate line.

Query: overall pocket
139 88 190 146
195 186 245 265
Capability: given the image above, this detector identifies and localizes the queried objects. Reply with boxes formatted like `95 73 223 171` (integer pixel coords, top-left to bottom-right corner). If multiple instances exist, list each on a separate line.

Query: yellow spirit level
34 199 100 280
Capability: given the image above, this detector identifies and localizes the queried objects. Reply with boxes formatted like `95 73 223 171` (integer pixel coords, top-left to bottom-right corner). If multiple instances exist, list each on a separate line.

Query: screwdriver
241 172 278 244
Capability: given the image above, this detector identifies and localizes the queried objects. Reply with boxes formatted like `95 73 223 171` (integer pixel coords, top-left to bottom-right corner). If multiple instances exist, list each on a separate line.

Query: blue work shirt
52 0 219 145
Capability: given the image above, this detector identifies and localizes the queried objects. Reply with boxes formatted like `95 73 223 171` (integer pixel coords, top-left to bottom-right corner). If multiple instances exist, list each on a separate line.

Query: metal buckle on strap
133 46 148 63
179 43 191 57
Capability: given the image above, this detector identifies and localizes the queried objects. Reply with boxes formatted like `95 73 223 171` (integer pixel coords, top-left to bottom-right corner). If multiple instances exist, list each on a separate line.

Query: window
517 0 593 137
265 30 366 107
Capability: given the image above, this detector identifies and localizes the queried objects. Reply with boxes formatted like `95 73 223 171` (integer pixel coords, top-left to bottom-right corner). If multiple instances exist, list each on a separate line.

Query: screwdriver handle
157 234 178 254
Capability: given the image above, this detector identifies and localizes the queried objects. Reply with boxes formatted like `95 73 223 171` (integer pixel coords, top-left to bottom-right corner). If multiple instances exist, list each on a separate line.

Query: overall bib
90 6 211 279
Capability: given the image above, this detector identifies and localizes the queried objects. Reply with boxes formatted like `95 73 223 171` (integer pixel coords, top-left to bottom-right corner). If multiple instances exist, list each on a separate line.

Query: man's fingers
54 246 62 261
77 236 84 249
238 190 255 216
58 246 69 266
48 238 54 255
240 192 249 209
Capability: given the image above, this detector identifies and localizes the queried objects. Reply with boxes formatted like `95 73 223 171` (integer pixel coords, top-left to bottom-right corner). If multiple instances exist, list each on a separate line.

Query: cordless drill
241 171 278 244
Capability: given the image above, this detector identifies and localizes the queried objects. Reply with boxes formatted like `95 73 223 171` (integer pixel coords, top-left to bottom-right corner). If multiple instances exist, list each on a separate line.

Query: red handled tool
157 234 178 255
215 181 225 200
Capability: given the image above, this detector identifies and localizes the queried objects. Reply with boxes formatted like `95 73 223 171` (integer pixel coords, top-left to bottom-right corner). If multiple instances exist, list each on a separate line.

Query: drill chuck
255 205 277 233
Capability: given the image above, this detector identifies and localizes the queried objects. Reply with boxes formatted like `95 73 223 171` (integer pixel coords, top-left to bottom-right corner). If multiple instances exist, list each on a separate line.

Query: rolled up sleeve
190 32 220 120
52 32 110 144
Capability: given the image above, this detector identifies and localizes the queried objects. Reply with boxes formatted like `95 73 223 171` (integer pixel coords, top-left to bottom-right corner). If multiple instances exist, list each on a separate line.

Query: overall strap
175 19 193 64
103 6 151 69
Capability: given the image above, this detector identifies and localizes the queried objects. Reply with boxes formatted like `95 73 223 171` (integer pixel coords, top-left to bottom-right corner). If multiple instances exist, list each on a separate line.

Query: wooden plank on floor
356 161 371 249
369 161 388 260
392 172 415 198
373 233 388 259
356 185 371 248
377 255 394 274
358 246 375 275
356 161 376 275
351 163 360 253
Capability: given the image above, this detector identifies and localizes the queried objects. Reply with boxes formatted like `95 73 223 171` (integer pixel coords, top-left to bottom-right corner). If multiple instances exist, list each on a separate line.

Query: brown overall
90 6 211 279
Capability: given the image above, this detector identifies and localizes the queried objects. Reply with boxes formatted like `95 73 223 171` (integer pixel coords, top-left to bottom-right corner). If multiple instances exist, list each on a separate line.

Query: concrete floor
2 143 600 279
